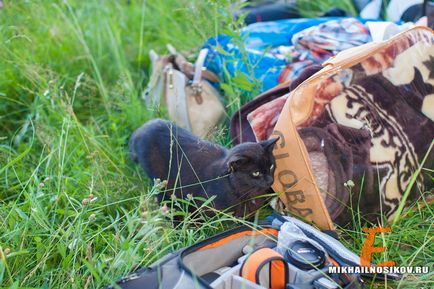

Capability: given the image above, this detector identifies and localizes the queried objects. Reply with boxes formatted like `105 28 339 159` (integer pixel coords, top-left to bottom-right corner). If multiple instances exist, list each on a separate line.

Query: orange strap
240 248 288 289
198 228 278 252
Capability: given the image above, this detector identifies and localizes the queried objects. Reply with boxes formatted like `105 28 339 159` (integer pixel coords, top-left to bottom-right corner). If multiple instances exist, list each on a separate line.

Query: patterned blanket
249 28 434 224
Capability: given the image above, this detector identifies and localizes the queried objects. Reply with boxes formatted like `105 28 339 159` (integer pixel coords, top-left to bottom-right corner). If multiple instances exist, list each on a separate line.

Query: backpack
107 214 398 289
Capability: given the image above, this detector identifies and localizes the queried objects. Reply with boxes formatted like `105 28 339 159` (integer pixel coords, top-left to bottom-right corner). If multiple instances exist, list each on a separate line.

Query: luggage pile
115 1 434 288
144 7 433 230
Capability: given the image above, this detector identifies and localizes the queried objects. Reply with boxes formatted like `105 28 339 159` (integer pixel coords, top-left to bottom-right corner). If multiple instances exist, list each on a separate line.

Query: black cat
129 119 278 217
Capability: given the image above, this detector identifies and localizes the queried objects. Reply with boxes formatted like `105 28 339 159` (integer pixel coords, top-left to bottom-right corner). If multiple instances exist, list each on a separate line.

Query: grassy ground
0 1 432 288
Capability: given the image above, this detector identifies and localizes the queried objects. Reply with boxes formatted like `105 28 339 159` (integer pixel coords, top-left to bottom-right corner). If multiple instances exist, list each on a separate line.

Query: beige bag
143 45 225 137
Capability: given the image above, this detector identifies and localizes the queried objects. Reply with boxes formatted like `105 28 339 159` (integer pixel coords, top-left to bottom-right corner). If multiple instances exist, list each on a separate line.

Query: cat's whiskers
158 173 231 194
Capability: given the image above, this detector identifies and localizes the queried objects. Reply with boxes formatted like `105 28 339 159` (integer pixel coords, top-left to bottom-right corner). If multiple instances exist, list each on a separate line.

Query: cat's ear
227 155 248 173
260 137 279 152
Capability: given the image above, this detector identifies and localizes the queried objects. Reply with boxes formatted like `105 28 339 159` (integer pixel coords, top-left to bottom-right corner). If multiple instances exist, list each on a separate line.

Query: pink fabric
247 95 288 141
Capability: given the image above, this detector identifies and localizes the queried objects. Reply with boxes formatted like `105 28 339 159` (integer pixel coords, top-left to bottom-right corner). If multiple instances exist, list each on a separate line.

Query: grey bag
107 214 399 289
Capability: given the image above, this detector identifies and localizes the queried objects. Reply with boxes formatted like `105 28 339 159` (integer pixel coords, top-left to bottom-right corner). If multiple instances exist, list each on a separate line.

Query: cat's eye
252 171 261 177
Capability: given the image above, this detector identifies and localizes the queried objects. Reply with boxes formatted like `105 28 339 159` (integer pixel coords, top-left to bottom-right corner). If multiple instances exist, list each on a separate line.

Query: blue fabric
240 17 344 49
203 35 286 92
203 17 376 92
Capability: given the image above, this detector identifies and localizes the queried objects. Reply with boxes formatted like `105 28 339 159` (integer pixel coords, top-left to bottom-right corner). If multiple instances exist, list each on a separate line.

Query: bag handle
192 48 209 86
189 48 210 103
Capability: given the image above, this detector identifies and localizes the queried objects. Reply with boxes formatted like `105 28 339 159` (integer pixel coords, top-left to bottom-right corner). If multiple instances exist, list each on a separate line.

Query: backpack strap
240 248 288 289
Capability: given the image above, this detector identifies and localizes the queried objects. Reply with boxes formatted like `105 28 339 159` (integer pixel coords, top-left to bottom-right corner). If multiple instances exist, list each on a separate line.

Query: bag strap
270 100 335 230
240 248 288 289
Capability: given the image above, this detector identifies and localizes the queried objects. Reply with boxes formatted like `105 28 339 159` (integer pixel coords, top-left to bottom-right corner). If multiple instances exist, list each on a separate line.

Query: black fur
129 119 278 217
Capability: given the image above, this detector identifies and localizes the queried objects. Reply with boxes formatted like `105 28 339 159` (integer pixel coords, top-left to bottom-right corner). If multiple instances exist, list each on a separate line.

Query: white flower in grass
154 178 168 190
89 213 96 221
344 180 355 188
68 238 78 250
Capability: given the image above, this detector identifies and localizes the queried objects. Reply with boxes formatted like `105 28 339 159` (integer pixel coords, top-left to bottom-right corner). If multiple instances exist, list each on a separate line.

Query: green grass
0 1 432 288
